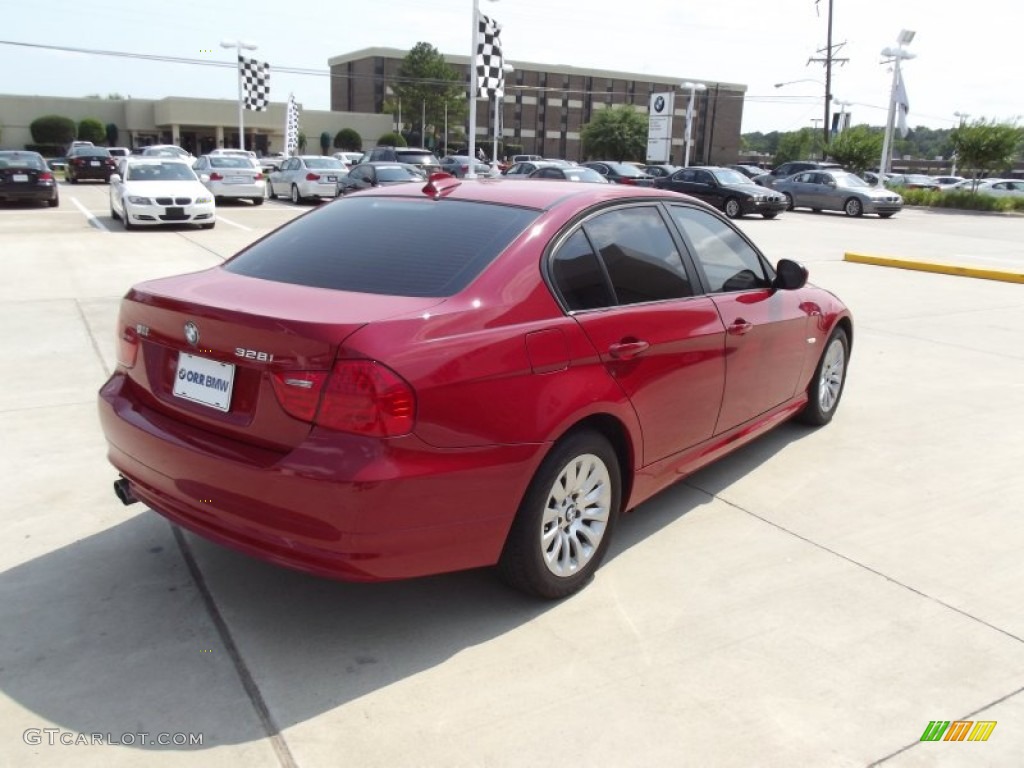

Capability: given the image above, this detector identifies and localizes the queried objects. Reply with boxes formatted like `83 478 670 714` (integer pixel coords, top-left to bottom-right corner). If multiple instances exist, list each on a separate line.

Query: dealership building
1 49 745 164
328 47 746 164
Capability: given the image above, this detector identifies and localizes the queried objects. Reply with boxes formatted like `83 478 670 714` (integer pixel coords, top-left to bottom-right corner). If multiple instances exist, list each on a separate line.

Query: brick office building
328 47 746 164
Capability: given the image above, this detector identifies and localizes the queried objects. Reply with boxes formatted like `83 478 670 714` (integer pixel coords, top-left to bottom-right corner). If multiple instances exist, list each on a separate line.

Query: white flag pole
466 1 480 179
220 39 258 151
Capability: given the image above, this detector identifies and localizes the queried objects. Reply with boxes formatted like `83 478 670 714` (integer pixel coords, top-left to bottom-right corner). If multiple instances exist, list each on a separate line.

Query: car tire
783 192 794 211
762 211 778 219
69 174 78 184
498 430 621 599
844 198 863 217
121 199 135 231
109 203 119 220
796 326 849 426
49 195 59 209
724 198 742 219
290 185 301 204
251 197 264 206
879 212 895 219
201 222 215 230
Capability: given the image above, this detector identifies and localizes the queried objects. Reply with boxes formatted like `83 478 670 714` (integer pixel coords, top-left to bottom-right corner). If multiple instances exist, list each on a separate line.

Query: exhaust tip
113 478 138 506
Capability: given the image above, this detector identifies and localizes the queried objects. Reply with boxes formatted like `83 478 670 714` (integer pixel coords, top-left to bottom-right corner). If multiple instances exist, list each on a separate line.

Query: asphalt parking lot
2 181 1023 768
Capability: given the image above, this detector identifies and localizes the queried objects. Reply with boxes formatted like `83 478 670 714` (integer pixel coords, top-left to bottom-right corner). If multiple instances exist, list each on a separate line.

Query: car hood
122 180 209 197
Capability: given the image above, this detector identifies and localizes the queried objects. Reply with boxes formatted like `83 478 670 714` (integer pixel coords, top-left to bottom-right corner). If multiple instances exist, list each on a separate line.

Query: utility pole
808 0 848 149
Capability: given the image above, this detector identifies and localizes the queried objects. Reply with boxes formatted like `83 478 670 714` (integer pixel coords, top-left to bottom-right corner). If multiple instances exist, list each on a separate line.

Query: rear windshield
304 158 345 170
396 152 439 166
0 153 47 170
224 196 540 297
210 157 253 168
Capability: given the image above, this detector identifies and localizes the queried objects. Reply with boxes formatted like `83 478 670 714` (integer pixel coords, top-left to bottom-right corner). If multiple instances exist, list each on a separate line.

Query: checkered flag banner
285 94 300 154
239 55 270 111
476 14 504 98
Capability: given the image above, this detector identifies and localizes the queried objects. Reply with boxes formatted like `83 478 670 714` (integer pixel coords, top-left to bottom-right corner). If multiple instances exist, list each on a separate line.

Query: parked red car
98 176 852 598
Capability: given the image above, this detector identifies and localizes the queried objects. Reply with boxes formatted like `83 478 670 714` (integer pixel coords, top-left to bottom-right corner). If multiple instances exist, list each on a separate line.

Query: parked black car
337 162 425 194
580 161 656 186
0 150 59 207
654 166 788 219
65 146 117 183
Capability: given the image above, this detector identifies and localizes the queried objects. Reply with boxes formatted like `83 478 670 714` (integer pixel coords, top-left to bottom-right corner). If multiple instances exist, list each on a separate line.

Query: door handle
728 320 753 336
608 340 650 360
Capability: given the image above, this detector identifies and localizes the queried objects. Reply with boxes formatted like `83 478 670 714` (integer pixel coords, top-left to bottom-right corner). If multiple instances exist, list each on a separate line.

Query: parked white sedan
192 154 265 204
109 158 215 230
268 156 347 203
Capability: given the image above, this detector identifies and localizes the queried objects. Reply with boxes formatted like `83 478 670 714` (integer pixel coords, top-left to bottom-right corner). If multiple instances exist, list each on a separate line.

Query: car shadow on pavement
0 423 810 753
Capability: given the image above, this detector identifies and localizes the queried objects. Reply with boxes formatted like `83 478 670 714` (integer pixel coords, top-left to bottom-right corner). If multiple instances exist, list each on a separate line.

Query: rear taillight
117 326 139 369
73 158 85 165
306 172 321 181
271 371 328 421
209 172 223 181
271 360 415 437
254 172 264 180
39 172 54 181
619 177 637 186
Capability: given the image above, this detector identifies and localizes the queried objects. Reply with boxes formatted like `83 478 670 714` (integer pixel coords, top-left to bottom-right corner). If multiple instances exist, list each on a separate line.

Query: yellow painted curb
844 252 1024 284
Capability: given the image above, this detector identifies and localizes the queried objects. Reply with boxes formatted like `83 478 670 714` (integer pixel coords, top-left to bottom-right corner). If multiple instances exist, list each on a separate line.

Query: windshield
210 157 254 168
711 169 750 186
831 172 868 188
126 162 197 181
606 163 649 178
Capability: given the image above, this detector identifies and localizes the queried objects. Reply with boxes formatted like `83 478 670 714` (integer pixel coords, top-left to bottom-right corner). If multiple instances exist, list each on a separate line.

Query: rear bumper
98 372 542 581
0 185 56 202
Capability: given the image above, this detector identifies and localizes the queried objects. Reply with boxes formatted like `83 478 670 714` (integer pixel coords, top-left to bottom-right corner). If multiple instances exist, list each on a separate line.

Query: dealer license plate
225 176 247 184
326 175 337 182
173 353 235 412
90 161 100 166
13 174 28 182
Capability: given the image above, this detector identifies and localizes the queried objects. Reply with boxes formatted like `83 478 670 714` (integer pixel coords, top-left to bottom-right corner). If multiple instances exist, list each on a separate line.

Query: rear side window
225 196 539 297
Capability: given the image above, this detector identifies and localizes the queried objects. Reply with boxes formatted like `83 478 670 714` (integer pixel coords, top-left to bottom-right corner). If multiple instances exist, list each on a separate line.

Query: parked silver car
773 170 903 218
192 154 265 204
268 156 347 203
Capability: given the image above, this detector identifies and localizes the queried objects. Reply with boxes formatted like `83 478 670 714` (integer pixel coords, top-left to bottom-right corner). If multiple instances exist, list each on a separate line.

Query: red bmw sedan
98 175 852 598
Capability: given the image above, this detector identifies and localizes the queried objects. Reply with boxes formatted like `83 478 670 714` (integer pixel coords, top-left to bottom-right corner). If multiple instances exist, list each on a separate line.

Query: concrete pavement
2 185 1022 767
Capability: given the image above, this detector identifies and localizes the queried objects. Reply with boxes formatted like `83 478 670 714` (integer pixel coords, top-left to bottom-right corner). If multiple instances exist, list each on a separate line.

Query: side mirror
774 258 808 291
109 173 121 183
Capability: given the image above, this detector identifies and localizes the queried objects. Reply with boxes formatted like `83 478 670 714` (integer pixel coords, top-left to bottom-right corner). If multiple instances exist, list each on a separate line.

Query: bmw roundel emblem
654 95 665 113
184 321 200 347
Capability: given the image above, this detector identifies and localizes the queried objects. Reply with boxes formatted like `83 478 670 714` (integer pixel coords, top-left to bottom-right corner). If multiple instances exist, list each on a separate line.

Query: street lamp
220 38 258 151
951 111 970 175
773 78 825 89
876 29 916 186
466 0 499 179
493 63 514 168
681 81 707 167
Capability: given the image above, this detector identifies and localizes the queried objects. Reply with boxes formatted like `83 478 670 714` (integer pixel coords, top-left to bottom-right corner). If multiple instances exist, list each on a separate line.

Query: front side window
668 205 772 293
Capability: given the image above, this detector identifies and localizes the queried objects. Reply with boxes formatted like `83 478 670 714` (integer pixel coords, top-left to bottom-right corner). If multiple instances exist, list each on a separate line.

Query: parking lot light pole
876 30 915 187
681 81 706 168
951 111 970 175
220 39 258 151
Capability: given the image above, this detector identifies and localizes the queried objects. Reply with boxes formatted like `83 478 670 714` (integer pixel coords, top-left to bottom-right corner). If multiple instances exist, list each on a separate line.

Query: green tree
30 115 77 145
377 131 407 147
297 131 307 152
826 125 884 174
950 118 1024 181
333 128 362 151
390 42 466 147
772 128 816 164
77 118 106 144
105 123 119 146
580 105 647 161
319 131 331 155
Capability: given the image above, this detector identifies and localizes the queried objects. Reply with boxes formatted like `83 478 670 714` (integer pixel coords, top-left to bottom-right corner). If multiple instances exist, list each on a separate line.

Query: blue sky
2 0 1020 134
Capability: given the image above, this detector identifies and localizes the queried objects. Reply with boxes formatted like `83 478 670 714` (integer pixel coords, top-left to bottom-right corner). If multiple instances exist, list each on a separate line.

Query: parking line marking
216 215 251 231
70 196 110 232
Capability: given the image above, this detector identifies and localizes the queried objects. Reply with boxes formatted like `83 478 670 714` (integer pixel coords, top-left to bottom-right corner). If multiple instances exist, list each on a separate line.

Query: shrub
319 131 331 155
333 128 362 151
376 132 407 147
30 115 77 145
899 188 1022 213
77 118 106 144
105 123 119 146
